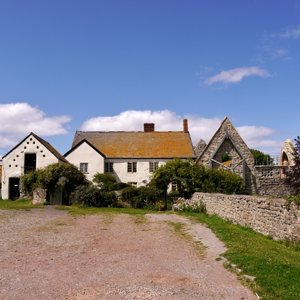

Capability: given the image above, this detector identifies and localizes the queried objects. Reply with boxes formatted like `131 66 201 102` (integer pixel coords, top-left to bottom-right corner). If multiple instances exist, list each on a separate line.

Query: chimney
144 123 155 132
183 119 188 133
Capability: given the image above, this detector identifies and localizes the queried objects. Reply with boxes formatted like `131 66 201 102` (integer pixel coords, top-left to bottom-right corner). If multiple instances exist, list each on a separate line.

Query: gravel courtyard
0 207 256 300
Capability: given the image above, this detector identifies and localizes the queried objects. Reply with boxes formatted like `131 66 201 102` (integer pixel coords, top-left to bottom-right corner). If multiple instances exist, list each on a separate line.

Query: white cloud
237 126 280 154
279 25 300 39
0 102 70 153
81 109 222 143
205 66 270 85
81 110 279 153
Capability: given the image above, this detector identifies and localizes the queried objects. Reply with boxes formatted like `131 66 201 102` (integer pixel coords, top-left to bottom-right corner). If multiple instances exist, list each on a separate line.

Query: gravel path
0 207 256 300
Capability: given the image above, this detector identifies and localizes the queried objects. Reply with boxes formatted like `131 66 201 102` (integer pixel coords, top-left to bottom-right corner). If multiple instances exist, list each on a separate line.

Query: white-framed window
127 162 137 173
171 182 178 191
80 162 88 173
149 161 159 173
105 162 114 173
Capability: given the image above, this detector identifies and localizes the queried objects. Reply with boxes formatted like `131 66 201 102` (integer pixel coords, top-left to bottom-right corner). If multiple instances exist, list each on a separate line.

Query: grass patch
0 199 43 210
180 211 300 300
168 221 206 258
56 205 154 216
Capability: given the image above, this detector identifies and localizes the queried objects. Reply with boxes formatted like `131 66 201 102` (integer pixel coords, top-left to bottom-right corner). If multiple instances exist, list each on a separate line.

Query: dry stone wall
189 192 300 241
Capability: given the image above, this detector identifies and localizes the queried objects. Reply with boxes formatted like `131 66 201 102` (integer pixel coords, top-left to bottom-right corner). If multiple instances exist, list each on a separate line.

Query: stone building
196 117 295 197
196 117 256 193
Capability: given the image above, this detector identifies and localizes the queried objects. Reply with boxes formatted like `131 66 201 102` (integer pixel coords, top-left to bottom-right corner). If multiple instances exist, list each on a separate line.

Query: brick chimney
183 119 188 133
144 123 155 132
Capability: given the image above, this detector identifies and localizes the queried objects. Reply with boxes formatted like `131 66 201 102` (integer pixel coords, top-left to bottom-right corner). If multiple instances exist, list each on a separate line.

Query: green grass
180 211 300 300
0 199 43 210
56 205 155 216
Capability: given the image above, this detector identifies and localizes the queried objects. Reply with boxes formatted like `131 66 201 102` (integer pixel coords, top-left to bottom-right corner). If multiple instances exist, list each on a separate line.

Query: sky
1 0 300 157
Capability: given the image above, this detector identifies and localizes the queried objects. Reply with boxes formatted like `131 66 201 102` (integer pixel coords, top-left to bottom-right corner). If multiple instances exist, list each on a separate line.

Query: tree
150 159 196 200
150 159 246 206
93 173 117 191
21 162 88 204
286 136 300 194
250 149 273 165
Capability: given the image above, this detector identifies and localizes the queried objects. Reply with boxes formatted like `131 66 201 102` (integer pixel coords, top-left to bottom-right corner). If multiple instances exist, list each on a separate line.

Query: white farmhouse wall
65 142 105 182
1 135 60 199
107 159 170 186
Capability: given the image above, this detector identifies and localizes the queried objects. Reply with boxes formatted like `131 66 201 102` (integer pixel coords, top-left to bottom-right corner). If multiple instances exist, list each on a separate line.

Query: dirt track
0 207 256 300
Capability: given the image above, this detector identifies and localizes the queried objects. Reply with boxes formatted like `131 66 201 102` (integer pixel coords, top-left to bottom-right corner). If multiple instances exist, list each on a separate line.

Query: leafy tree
21 163 88 203
251 149 273 165
150 159 196 203
150 159 246 207
286 136 300 194
93 173 117 191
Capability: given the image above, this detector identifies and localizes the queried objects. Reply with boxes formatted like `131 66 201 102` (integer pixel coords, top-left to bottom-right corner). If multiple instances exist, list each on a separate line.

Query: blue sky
0 0 300 157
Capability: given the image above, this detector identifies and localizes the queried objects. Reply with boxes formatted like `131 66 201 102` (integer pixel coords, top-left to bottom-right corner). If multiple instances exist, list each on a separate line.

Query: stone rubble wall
32 188 47 204
189 192 300 241
254 166 293 198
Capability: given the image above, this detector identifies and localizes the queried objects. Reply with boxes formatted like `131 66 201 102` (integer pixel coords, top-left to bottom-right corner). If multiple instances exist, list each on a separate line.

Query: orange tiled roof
72 131 195 159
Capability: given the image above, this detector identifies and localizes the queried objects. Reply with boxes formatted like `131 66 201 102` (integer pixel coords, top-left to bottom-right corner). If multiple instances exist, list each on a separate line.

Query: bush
93 173 117 191
151 159 246 198
70 184 116 207
21 162 88 203
201 168 246 194
120 186 163 209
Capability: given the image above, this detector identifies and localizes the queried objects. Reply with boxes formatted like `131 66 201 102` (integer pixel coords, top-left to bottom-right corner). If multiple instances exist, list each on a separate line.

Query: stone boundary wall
32 188 47 204
190 192 300 241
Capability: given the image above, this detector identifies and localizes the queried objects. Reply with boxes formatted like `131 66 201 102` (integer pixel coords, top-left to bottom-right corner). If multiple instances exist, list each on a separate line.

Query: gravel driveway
0 207 256 300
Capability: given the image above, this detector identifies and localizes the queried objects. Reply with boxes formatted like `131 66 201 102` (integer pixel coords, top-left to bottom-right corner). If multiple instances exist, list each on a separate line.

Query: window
261 168 273 177
80 163 88 173
24 153 36 174
149 162 159 173
105 162 114 173
127 162 137 173
171 182 178 191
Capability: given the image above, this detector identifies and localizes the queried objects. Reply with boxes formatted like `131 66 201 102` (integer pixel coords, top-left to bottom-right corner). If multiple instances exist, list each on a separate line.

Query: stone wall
189 192 300 241
254 166 293 197
32 188 47 204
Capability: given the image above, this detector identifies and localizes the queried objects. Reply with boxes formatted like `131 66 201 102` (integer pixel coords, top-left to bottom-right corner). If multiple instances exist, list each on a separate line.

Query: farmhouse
64 120 195 186
1 132 67 199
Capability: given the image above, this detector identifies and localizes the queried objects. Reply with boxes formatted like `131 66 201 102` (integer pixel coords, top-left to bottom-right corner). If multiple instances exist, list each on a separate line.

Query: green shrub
93 173 117 191
199 168 246 194
287 195 300 207
70 184 116 207
120 186 163 209
21 162 88 203
121 186 140 203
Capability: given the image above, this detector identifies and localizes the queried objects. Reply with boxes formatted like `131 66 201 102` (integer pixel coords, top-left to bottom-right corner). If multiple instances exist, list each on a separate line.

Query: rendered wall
65 142 105 182
1 135 59 199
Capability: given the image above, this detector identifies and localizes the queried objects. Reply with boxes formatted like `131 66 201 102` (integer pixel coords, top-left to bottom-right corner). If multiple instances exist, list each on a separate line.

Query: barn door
9 178 20 200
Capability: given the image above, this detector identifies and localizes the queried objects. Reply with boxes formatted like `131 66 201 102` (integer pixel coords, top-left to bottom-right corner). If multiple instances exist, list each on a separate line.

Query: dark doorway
9 178 20 200
24 153 36 173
